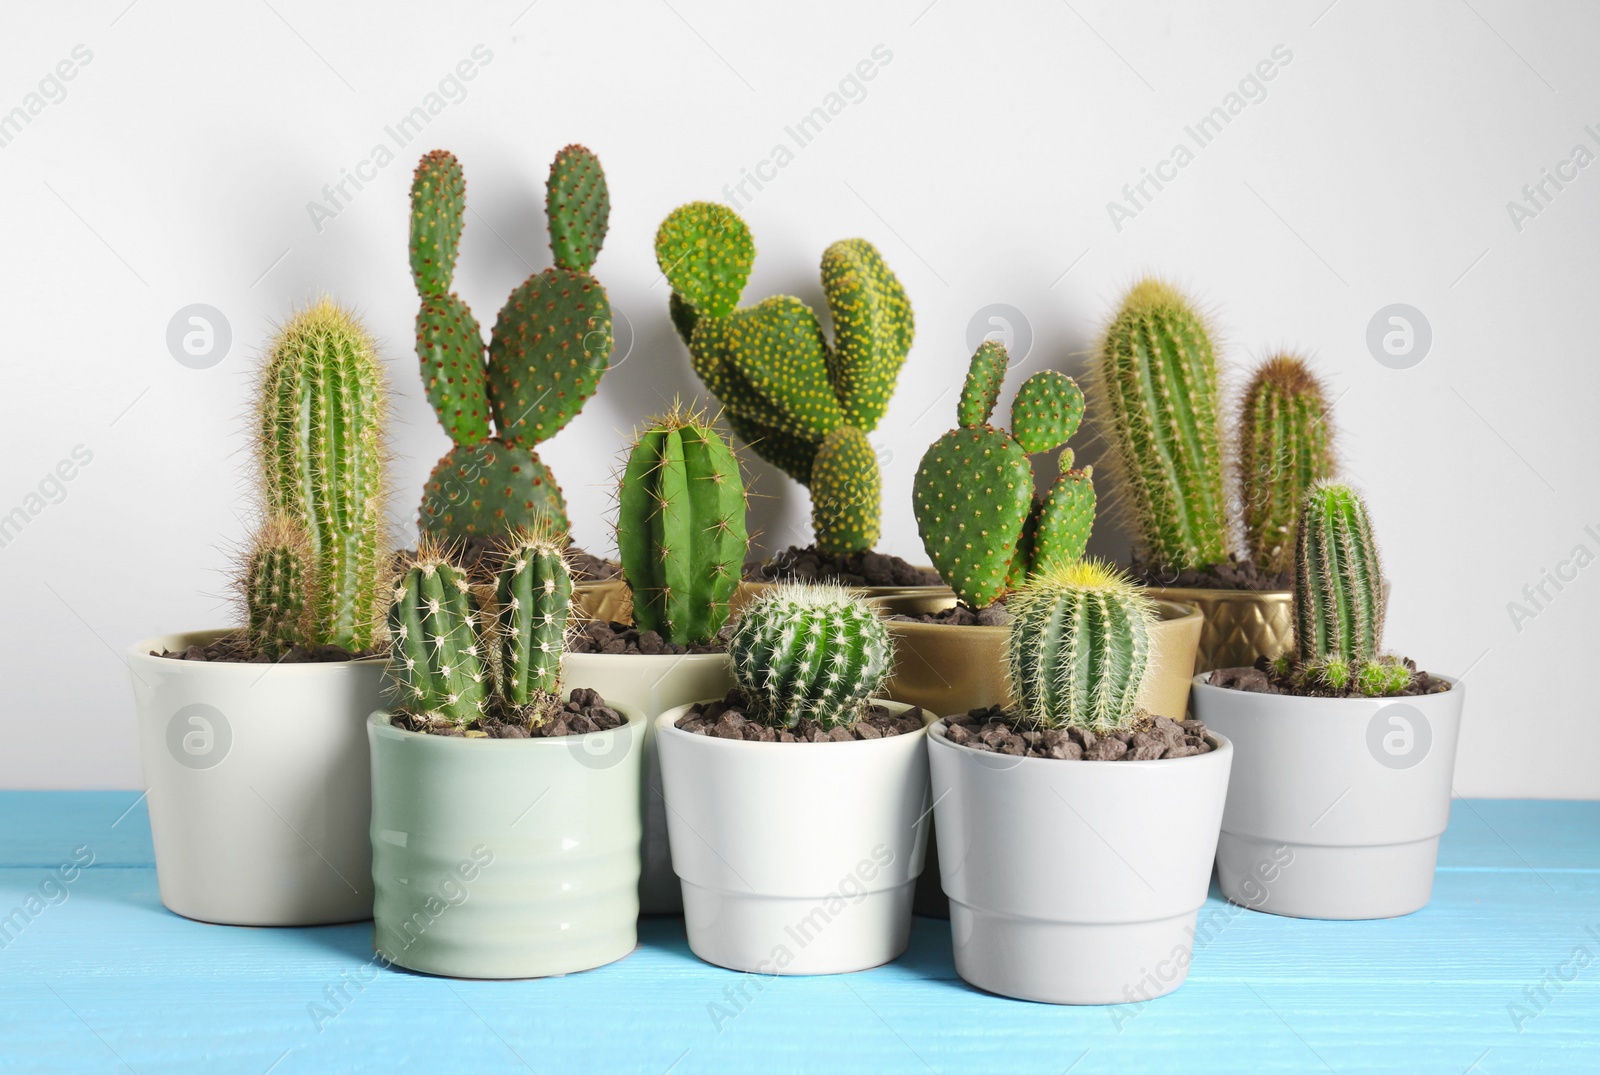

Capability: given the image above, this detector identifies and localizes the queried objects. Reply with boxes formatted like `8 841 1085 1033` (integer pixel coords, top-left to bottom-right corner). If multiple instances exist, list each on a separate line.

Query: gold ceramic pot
870 590 1204 720
1143 587 1292 674
573 580 776 625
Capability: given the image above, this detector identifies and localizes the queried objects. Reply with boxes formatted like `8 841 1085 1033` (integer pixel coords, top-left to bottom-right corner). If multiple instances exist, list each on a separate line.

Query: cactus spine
1240 355 1336 575
616 408 748 646
1006 560 1155 733
655 203 913 556
1094 279 1230 572
728 584 893 730
387 557 489 727
494 529 572 710
242 515 313 659
256 298 388 651
1293 482 1385 666
912 340 1096 608
410 146 615 539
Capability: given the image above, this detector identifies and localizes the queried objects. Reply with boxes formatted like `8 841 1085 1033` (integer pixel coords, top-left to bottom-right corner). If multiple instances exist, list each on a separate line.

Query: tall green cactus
256 298 388 651
1239 354 1336 575
1094 279 1230 572
728 583 893 730
1007 560 1155 733
1293 482 1385 667
387 557 489 727
654 202 913 556
912 340 1096 608
241 515 312 659
410 145 615 539
616 409 749 646
494 529 572 709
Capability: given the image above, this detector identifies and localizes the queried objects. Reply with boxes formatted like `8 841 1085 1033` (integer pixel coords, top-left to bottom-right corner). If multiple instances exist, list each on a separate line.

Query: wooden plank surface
0 793 1595 1073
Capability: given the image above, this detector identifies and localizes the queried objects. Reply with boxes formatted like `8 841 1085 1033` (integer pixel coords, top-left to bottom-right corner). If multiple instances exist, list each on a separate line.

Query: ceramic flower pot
126 630 384 926
367 698 646 979
1188 675 1464 919
560 652 735 914
928 719 1233 1004
655 700 930 975
1144 586 1293 672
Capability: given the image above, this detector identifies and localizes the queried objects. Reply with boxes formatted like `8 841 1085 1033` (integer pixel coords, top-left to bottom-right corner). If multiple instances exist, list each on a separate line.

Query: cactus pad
821 238 914 433
1032 461 1096 573
1010 369 1084 455
810 425 881 556
408 150 465 297
415 292 491 446
957 339 1009 428
545 144 609 275
655 201 755 319
912 426 1034 608
487 267 612 450
419 441 569 539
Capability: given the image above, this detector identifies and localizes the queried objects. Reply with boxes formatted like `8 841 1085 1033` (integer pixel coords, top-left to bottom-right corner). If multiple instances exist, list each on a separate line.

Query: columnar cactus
1094 279 1231 572
1239 355 1336 575
1293 482 1385 667
387 557 489 727
410 145 615 539
654 203 913 556
1006 560 1155 733
728 584 893 730
494 529 572 710
616 409 749 646
241 515 312 659
256 298 388 651
912 340 1096 608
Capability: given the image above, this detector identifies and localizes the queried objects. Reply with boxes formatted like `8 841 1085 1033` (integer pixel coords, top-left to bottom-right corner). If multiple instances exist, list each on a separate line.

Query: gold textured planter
1143 587 1292 674
573 580 775 625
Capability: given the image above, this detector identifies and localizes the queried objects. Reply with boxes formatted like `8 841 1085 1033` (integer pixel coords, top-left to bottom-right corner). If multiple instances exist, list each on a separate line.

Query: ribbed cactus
410 146 614 539
1294 482 1385 666
728 584 893 730
616 409 749 646
1240 355 1336 575
1094 279 1230 572
912 340 1096 608
256 298 387 651
1006 560 1155 733
494 529 572 710
386 557 489 727
655 202 913 556
241 515 312 659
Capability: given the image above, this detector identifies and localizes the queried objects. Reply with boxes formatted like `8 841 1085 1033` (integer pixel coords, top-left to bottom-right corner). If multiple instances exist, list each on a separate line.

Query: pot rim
875 598 1202 632
561 650 730 665
1189 673 1462 702
926 716 1232 771
1143 585 1292 601
369 698 646 750
127 629 386 673
655 698 927 750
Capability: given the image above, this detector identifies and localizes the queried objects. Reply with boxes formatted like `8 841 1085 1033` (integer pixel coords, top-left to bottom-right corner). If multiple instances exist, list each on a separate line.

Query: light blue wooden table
1 793 1595 1073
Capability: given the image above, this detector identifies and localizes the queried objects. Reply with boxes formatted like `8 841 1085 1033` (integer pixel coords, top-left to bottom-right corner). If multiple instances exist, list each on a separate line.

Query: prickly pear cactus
545 144 609 275
1293 482 1385 667
1240 354 1336 575
242 515 313 658
494 529 572 712
1007 560 1155 733
386 557 489 727
409 149 465 298
728 583 893 730
418 440 568 539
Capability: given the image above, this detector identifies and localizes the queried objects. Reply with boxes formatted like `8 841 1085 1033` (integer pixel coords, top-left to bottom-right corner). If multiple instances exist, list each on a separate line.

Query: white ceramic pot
927 720 1233 1004
561 652 734 914
127 630 385 926
1189 675 1464 920
368 699 645 979
655 700 930 975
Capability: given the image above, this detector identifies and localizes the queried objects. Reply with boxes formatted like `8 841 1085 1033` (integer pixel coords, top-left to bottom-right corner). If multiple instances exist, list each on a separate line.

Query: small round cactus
241 514 313 659
728 583 893 730
386 555 489 727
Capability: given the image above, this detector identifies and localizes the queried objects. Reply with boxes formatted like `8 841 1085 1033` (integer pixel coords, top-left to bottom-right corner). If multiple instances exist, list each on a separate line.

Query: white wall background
2 0 1595 796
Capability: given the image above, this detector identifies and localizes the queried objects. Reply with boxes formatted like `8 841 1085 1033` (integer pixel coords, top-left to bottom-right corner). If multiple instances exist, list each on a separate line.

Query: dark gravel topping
1209 657 1451 699
676 690 925 742
157 634 375 663
745 545 941 588
890 600 1011 626
566 619 726 655
943 706 1214 761
392 687 625 738
1131 555 1291 592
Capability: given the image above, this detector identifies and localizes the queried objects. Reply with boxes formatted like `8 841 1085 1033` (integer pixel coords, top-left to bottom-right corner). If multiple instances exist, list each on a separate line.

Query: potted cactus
126 299 390 926
1188 483 1463 919
368 531 646 978
653 201 935 593
560 408 749 914
926 562 1234 1004
406 145 623 613
1093 279 1337 670
655 584 931 974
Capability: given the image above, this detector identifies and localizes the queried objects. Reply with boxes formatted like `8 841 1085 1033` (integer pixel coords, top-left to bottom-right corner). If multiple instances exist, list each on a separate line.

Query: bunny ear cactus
494 526 572 716
728 583 893 730
655 202 912 556
410 146 615 541
386 555 490 727
616 408 749 646
912 340 1097 609
1239 354 1336 576
1007 560 1155 733
1094 279 1231 572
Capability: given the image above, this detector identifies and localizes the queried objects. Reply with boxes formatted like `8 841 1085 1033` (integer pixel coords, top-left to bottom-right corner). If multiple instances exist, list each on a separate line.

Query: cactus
728 583 893 730
256 298 388 652
410 146 615 540
912 340 1097 608
1006 560 1155 733
1094 279 1230 572
1240 354 1336 575
241 515 313 659
494 528 572 711
655 202 912 556
616 408 749 646
386 556 489 727
1293 482 1385 667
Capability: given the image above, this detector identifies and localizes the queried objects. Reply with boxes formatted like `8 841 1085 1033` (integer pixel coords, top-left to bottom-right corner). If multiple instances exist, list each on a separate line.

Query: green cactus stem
242 515 312 659
809 426 880 556
386 556 489 727
1006 560 1155 733
545 144 609 275
728 583 893 730
409 149 465 297
494 528 572 712
1240 354 1336 576
1293 482 1385 666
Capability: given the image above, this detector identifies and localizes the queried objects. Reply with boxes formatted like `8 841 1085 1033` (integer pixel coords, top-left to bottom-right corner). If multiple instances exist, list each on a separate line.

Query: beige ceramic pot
1144 586 1293 674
